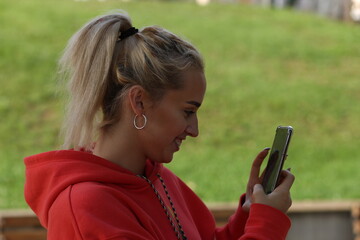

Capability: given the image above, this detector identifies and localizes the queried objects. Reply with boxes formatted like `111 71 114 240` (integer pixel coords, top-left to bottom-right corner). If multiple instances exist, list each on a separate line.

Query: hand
252 169 294 213
242 148 295 213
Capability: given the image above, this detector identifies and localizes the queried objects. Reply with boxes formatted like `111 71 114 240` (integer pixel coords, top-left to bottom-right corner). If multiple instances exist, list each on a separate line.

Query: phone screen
261 126 293 194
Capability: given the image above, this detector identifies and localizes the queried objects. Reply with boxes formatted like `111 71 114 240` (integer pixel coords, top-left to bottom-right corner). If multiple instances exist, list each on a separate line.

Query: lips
174 138 184 150
175 139 182 148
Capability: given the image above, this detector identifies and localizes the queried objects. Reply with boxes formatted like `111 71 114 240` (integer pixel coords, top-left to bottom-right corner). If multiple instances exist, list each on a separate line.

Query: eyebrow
186 101 201 108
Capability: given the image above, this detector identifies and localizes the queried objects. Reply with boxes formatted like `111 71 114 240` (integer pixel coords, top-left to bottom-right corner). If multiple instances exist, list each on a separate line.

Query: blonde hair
59 11 204 150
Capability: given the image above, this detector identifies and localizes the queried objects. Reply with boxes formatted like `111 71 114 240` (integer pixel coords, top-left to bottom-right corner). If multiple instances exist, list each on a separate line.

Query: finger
249 148 270 182
278 168 292 184
274 170 295 192
252 184 266 202
259 168 266 182
253 184 265 194
276 169 288 185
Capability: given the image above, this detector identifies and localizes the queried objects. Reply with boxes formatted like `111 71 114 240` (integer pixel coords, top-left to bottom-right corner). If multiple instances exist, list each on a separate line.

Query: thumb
253 184 264 193
252 184 266 200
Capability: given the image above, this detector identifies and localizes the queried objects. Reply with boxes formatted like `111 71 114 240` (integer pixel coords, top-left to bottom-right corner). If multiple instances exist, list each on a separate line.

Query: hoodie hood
24 150 162 227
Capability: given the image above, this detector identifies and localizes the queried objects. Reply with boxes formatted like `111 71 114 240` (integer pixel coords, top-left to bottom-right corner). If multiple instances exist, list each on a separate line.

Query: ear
127 85 149 115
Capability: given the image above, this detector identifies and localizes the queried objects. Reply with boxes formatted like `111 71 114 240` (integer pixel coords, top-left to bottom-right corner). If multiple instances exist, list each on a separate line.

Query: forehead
181 70 206 91
166 70 206 103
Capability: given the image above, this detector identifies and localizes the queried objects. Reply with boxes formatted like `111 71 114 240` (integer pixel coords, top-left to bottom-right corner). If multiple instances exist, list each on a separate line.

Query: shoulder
70 181 116 198
69 182 132 210
52 182 135 220
50 182 152 239
48 182 130 239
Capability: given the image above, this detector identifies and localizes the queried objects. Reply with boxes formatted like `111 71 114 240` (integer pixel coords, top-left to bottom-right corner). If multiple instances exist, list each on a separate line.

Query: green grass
1 0 360 208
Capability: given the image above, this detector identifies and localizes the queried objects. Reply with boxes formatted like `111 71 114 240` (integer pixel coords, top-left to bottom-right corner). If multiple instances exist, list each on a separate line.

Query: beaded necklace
139 173 187 240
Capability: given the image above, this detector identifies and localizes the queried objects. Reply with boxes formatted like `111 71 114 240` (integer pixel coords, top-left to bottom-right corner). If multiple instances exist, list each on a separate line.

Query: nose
185 116 199 137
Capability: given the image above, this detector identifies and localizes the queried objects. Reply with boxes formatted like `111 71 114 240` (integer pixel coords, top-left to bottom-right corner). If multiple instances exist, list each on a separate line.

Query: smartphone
261 126 293 194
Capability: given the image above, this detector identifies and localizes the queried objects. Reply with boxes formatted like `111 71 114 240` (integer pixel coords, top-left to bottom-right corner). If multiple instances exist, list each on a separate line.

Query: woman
24 11 294 240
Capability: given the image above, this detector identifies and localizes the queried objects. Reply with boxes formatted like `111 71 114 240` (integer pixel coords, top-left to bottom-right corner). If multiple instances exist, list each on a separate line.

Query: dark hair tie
118 27 138 41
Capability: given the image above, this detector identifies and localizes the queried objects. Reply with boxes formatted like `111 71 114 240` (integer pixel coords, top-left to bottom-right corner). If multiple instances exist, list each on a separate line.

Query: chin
162 157 173 164
161 154 174 164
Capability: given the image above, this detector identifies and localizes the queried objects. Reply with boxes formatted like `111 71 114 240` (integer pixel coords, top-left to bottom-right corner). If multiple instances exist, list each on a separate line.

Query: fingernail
254 184 263 191
263 147 271 151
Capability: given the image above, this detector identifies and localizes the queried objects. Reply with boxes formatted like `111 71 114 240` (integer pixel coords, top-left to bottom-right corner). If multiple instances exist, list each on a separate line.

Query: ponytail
59 12 132 150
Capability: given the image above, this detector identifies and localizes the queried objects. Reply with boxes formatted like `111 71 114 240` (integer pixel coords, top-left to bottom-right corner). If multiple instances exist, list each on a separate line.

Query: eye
184 110 195 117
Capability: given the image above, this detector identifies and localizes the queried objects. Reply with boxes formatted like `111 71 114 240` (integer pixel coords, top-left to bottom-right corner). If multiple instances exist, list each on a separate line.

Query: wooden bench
1 201 359 240
0 210 46 240
353 204 360 240
286 201 360 240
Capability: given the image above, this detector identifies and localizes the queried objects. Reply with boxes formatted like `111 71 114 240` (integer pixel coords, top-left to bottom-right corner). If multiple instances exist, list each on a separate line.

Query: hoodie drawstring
138 173 187 240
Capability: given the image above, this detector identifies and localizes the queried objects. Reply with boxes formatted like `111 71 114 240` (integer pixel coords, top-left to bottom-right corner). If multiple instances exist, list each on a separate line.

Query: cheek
153 111 186 136
162 115 186 135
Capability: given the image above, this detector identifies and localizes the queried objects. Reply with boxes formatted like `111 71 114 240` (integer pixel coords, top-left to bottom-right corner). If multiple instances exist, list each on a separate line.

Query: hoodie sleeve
238 203 291 240
214 195 291 240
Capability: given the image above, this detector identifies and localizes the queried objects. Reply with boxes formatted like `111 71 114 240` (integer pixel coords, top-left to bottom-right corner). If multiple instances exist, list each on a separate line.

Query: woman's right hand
252 169 295 213
242 149 295 213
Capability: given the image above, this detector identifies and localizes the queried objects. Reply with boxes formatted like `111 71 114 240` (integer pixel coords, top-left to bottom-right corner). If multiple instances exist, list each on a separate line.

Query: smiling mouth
175 138 183 150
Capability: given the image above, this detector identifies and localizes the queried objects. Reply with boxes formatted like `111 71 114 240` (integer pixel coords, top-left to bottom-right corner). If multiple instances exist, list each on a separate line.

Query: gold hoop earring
133 114 147 130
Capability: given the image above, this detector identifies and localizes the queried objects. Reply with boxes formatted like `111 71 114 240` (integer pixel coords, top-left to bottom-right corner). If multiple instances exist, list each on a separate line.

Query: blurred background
1 0 360 239
0 0 359 209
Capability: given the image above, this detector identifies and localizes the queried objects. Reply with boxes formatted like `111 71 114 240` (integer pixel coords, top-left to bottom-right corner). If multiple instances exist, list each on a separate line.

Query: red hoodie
24 150 291 240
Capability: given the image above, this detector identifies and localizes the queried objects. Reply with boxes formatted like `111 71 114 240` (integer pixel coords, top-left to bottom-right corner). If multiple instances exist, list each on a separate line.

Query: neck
93 124 147 175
